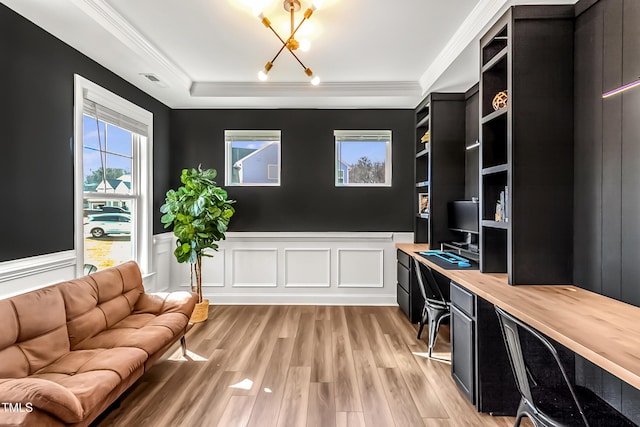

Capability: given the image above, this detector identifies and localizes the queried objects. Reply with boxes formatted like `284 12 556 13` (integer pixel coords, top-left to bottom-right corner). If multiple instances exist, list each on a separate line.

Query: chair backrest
84 263 98 275
495 306 590 426
412 257 449 305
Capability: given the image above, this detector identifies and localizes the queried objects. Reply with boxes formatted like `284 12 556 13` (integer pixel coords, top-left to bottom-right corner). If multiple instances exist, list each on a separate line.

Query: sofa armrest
0 378 84 424
133 291 198 318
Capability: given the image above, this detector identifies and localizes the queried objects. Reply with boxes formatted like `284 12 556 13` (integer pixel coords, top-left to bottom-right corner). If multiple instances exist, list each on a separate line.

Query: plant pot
190 299 209 323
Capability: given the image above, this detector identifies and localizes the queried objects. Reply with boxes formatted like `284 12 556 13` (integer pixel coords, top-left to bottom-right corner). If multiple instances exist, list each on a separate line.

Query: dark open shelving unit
478 5 574 284
413 93 466 247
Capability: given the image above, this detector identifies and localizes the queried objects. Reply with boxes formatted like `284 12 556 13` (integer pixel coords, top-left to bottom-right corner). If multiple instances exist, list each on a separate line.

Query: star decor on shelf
253 0 323 85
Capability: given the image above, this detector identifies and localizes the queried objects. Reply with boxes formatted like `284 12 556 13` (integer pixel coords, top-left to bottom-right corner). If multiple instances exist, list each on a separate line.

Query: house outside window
225 130 281 186
74 75 153 275
335 130 392 187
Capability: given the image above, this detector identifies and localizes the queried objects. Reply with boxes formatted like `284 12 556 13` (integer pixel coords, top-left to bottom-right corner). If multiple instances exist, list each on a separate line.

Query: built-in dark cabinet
451 302 475 403
479 5 574 284
396 250 423 323
414 94 466 248
464 85 480 201
450 281 519 414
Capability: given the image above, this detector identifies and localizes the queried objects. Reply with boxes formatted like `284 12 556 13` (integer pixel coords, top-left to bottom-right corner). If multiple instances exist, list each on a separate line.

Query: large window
225 130 281 186
74 75 153 275
335 130 392 187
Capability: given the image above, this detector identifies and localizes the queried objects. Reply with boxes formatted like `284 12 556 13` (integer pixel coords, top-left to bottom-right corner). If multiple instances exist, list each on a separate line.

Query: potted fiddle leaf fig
160 166 235 322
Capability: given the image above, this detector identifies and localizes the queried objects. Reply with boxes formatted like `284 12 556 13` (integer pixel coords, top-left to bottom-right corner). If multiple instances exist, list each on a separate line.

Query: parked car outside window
84 213 131 238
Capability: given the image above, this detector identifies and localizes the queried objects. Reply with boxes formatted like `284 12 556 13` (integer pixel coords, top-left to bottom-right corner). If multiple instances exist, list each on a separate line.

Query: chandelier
254 0 322 85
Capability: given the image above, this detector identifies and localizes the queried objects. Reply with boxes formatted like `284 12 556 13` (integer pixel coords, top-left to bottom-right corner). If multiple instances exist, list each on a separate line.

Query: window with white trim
74 75 153 275
335 130 392 187
225 130 281 186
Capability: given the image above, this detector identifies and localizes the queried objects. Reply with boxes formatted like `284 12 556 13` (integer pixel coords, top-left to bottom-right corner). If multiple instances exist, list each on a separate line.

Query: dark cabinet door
451 304 475 404
397 262 411 319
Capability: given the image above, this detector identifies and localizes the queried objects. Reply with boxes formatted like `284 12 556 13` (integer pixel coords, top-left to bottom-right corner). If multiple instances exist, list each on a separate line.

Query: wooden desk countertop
397 243 640 391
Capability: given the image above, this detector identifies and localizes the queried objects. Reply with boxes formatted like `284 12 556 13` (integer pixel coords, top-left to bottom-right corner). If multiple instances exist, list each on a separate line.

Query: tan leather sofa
0 261 197 427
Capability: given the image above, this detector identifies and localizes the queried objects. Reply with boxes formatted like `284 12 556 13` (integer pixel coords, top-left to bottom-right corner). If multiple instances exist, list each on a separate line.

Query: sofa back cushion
0 287 69 378
58 261 144 349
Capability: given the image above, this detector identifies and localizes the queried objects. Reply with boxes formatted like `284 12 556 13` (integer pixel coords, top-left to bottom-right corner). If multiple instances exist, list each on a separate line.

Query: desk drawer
451 281 475 318
397 262 410 293
397 249 411 269
397 283 410 318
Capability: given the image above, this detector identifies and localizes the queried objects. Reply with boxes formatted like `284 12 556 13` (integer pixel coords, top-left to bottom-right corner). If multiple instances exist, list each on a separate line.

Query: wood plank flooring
96 306 522 427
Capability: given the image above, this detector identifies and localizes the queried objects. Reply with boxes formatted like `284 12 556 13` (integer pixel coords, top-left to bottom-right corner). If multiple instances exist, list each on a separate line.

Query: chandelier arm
269 43 288 64
288 16 308 43
287 47 308 70
267 26 289 48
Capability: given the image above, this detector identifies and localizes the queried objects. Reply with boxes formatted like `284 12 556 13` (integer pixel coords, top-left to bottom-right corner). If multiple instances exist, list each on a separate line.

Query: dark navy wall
169 109 415 232
0 4 171 262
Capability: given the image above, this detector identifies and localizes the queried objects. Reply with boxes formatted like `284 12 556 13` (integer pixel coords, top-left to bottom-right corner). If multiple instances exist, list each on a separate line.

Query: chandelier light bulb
311 0 323 10
258 70 269 81
311 75 320 86
299 39 311 52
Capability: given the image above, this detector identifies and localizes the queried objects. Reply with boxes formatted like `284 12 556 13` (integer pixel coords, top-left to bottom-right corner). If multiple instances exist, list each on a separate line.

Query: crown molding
69 0 192 89
190 81 423 98
418 0 510 99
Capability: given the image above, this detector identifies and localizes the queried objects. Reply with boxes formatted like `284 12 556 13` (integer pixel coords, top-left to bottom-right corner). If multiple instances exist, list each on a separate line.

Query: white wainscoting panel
0 251 77 299
336 249 384 288
152 234 173 292
232 248 278 287
158 231 414 305
284 248 331 288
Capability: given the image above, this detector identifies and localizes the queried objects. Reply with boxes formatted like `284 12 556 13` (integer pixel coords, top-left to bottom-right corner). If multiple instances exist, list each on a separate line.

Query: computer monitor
448 201 479 247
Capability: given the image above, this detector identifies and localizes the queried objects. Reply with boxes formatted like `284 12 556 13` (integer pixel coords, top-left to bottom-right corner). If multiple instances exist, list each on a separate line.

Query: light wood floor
96 306 522 427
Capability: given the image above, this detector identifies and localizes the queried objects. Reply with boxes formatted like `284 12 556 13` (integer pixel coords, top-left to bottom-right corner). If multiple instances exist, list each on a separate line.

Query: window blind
83 99 148 137
334 130 391 142
225 130 281 141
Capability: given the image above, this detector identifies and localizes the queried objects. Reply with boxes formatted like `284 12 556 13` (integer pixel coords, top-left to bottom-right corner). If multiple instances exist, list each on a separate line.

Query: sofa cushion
73 325 175 356
134 291 197 318
58 261 145 349
0 287 70 377
28 347 147 421
0 378 84 423
32 370 123 421
34 347 147 381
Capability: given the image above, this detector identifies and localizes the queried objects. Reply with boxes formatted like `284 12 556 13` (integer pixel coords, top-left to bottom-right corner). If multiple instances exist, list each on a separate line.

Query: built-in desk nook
397 243 640 420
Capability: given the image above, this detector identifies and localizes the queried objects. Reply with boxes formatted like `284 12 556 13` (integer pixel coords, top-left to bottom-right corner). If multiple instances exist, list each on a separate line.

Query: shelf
416 213 430 219
482 47 508 73
482 164 508 175
416 114 430 128
481 107 508 124
416 146 430 157
482 220 508 230
416 181 430 188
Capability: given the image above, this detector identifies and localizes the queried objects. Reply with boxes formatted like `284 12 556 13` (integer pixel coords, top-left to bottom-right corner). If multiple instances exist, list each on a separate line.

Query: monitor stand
465 232 479 253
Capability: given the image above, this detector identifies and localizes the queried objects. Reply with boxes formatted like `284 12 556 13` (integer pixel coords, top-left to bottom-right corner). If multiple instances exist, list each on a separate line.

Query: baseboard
202 292 398 306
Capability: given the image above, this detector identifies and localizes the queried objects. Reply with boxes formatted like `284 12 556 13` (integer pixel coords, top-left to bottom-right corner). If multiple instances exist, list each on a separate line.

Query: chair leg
427 308 449 358
417 305 428 339
514 413 524 427
180 335 187 357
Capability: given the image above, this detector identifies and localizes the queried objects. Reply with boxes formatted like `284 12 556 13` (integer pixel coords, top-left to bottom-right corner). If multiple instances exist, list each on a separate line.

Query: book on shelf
418 193 429 214
494 186 509 222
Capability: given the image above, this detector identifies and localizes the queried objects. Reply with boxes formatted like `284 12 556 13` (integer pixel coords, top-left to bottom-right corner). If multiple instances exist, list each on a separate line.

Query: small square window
335 130 392 187
225 130 281 186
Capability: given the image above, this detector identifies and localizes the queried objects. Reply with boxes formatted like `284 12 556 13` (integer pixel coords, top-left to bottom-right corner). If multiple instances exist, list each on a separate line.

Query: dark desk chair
495 306 635 427
412 257 451 358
